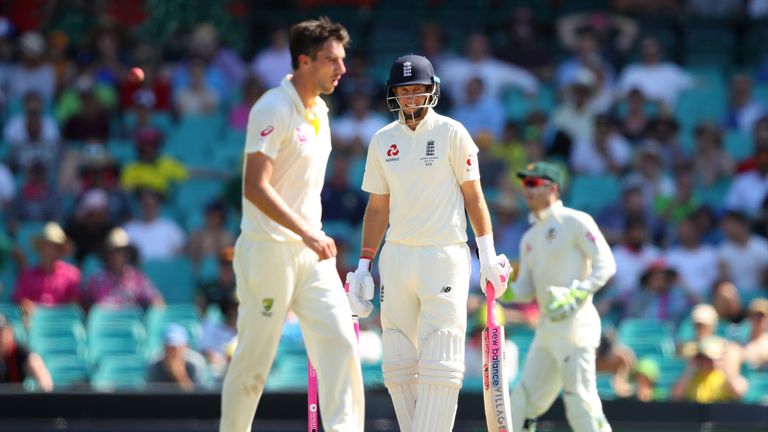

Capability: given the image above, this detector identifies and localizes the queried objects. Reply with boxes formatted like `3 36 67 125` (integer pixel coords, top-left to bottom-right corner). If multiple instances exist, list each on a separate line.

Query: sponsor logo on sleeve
260 125 274 137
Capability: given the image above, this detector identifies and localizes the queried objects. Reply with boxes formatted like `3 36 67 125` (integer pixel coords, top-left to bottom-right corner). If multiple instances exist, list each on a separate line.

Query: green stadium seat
91 355 147 391
0 265 15 302
165 114 225 163
143 257 195 303
80 254 104 280
45 354 90 388
266 352 309 391
618 318 676 358
87 321 147 367
86 305 144 331
566 175 622 215
15 222 47 267
144 304 202 359
619 318 674 340
30 304 84 327
29 319 87 360
724 131 754 162
362 361 384 389
744 370 768 404
596 372 616 400
653 356 686 396
503 85 556 121
171 179 223 216
0 302 21 322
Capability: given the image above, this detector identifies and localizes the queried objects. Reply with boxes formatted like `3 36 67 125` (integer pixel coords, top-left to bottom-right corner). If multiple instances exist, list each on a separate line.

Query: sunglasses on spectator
521 177 552 188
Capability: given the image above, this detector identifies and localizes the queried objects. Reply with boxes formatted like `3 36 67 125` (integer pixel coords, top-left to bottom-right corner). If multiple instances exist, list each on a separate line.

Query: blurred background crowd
0 0 768 407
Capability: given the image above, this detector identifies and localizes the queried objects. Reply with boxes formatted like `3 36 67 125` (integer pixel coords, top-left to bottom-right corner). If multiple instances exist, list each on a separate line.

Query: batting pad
412 330 465 432
382 330 418 432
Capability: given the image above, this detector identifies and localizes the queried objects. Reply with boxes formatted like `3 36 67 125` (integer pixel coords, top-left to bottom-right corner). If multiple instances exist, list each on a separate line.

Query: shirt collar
280 74 328 117
398 108 435 134
528 200 563 224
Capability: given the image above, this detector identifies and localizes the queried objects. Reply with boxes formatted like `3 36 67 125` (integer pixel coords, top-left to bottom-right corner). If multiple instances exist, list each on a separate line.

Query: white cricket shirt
362 109 480 246
514 201 616 348
241 75 331 242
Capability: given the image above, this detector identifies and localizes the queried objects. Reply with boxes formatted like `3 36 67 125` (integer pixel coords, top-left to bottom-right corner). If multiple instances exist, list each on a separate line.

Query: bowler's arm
244 152 336 259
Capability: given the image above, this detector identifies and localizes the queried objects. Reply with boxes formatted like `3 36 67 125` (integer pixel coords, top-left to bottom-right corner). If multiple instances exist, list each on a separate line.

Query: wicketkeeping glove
345 259 375 318
546 280 591 321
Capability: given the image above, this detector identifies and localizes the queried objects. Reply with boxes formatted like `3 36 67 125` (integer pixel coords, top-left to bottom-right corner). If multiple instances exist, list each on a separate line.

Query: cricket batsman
219 18 364 431
345 54 511 432
509 162 616 432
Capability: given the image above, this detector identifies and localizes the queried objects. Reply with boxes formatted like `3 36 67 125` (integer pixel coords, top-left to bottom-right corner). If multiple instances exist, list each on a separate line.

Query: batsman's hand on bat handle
345 259 374 318
477 235 512 299
546 280 592 321
302 229 337 260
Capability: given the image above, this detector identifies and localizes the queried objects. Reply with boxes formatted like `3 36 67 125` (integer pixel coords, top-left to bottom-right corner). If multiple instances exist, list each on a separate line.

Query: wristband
476 234 496 266
357 258 372 272
360 247 376 260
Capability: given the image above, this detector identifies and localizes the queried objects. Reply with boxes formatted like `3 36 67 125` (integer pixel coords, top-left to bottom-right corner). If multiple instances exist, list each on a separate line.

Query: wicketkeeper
508 162 616 432
346 54 510 432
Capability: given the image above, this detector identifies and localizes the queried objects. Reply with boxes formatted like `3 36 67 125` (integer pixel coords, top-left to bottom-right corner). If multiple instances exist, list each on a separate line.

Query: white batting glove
480 254 512 299
546 280 591 321
345 259 374 318
477 234 511 299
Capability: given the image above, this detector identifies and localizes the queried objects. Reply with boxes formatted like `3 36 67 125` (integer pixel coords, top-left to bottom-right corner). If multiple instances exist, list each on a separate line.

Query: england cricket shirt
362 109 480 246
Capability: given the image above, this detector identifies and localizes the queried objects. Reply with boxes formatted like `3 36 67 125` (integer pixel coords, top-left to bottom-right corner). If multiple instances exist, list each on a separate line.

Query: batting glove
546 281 591 321
345 259 374 318
480 256 512 299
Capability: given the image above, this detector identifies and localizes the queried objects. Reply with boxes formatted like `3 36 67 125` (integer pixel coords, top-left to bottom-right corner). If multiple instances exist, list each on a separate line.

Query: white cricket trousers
379 242 471 341
220 237 365 432
378 242 470 432
511 337 611 432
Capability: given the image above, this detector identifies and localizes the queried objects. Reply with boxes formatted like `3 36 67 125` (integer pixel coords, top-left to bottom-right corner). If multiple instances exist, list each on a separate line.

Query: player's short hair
289 17 350 70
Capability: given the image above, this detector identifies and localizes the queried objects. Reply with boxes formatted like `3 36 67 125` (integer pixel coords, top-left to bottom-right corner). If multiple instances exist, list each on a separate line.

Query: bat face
483 282 512 431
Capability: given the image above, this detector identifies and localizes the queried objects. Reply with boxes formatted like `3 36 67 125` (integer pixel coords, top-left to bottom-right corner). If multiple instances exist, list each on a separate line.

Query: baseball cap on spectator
572 67 597 89
516 161 564 189
640 259 677 285
696 336 724 360
135 128 163 147
20 31 45 58
691 303 719 328
104 227 132 251
133 88 157 108
77 188 109 217
33 222 68 249
164 324 189 347
747 298 768 316
634 357 660 383
0 313 10 329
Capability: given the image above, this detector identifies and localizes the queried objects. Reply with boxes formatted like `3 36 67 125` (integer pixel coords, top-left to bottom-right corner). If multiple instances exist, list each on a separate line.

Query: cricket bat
307 280 360 432
307 359 319 432
482 281 513 432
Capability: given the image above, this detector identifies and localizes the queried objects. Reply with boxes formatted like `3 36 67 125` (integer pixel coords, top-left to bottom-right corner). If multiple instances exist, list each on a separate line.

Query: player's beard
403 107 426 125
